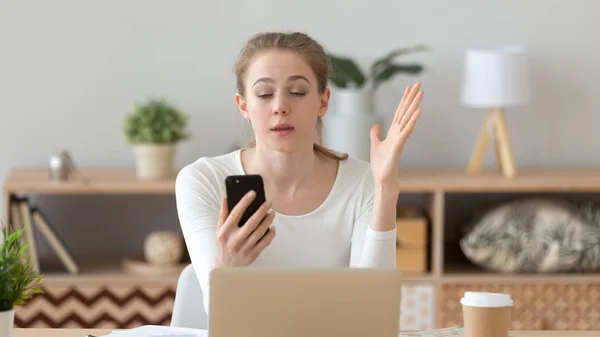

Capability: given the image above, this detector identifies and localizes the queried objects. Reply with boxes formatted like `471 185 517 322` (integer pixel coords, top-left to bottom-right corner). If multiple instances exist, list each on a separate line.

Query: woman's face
236 49 330 153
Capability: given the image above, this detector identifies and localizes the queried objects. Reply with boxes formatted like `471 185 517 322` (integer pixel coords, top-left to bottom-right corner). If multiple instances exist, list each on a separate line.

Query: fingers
396 82 422 127
235 200 272 242
215 189 277 267
395 82 421 124
393 86 411 125
249 225 276 259
242 209 275 252
399 91 424 130
398 109 422 141
370 124 382 145
217 197 228 230
221 190 256 233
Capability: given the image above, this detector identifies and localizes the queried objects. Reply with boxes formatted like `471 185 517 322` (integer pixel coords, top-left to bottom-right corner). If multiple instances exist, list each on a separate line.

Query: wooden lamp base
467 108 517 178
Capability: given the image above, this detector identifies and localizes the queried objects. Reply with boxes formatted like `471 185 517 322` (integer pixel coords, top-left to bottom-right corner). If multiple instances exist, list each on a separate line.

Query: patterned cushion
459 198 600 273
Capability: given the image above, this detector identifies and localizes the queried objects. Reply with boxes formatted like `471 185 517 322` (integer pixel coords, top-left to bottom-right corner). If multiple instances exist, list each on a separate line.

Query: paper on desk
98 325 207 337
399 325 513 337
399 325 465 337
98 324 511 337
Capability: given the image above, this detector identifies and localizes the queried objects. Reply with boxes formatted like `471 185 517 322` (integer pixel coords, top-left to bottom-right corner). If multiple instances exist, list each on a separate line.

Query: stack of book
7 196 79 275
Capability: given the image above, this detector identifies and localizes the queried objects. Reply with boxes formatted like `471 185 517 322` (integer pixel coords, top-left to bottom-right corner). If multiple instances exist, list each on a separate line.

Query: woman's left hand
369 82 424 188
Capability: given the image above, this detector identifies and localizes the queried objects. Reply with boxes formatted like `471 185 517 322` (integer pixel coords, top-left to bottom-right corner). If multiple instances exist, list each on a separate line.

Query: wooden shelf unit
442 264 600 283
32 255 182 286
4 166 600 330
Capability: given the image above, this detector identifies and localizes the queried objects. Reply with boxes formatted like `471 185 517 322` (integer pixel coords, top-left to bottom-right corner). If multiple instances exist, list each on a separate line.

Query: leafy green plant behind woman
0 226 44 312
327 45 427 90
123 97 191 144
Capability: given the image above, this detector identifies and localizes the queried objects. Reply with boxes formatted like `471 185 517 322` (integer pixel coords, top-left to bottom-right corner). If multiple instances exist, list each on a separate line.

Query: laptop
208 268 402 337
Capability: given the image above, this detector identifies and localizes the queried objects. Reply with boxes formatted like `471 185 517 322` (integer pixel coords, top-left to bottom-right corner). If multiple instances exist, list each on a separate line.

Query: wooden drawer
396 207 428 273
396 248 426 273
396 207 427 248
440 283 600 330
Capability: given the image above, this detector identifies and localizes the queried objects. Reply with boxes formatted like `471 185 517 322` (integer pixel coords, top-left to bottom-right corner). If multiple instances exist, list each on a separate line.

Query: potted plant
0 226 44 337
323 45 427 161
123 97 191 180
327 44 427 115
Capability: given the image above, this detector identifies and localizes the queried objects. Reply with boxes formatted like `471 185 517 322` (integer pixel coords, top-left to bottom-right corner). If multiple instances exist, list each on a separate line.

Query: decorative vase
132 143 176 180
143 231 184 266
323 88 381 162
0 308 15 337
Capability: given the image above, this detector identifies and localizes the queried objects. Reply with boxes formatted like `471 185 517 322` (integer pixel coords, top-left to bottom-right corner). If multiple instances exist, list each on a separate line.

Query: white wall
1 0 600 259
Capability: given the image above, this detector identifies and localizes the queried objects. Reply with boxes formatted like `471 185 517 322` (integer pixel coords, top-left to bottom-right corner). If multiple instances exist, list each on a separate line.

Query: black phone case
225 174 266 227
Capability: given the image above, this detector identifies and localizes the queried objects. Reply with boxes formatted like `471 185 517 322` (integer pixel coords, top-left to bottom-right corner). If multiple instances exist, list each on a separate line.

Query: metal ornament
49 149 76 181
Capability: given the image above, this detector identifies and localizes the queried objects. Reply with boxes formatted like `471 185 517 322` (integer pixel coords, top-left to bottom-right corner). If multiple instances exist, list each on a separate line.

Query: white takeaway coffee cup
461 292 514 337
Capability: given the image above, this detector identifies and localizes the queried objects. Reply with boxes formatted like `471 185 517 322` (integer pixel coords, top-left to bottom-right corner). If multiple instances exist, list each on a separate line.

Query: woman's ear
318 87 331 118
235 92 250 120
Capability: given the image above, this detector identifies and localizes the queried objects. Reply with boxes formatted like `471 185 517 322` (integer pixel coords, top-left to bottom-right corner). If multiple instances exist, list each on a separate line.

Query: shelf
9 167 600 195
36 256 435 286
38 255 184 286
398 272 435 282
4 168 175 194
395 167 600 192
37 255 437 286
442 264 600 283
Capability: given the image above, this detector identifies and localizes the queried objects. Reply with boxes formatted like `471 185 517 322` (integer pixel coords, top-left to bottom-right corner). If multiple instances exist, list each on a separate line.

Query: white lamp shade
461 45 530 108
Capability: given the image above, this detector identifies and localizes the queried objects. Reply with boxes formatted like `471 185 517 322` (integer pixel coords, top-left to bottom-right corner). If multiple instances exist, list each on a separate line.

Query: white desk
12 328 600 337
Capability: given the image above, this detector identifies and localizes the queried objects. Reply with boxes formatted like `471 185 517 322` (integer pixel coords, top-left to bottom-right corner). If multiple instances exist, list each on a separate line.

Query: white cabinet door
400 283 435 331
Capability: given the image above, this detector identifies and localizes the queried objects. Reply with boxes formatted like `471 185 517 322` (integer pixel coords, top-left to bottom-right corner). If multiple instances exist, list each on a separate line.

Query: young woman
175 31 424 314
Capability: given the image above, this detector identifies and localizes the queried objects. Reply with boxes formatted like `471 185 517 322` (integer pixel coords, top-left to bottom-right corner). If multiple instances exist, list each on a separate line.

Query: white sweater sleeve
175 162 220 316
349 173 397 269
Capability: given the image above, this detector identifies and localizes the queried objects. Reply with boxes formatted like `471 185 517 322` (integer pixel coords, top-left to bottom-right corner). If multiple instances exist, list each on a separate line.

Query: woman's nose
272 95 290 115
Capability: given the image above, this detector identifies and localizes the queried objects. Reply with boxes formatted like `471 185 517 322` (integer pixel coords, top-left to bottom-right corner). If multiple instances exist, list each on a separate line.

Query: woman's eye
291 92 306 96
257 93 273 98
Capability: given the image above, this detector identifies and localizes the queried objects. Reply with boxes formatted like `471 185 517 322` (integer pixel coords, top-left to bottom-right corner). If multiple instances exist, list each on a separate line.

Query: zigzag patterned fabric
14 285 176 328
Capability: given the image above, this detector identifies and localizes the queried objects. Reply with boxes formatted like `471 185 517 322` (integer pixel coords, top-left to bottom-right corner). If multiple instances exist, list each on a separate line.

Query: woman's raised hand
214 191 276 267
369 82 424 188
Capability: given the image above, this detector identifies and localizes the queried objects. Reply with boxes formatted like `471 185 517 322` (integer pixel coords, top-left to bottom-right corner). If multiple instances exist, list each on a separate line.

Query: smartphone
225 174 267 227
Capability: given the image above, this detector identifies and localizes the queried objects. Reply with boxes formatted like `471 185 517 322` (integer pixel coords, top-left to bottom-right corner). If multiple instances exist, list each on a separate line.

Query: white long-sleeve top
175 149 397 314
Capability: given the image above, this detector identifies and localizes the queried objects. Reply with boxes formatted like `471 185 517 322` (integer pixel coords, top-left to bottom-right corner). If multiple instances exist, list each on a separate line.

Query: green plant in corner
327 45 427 91
0 226 44 312
123 97 191 144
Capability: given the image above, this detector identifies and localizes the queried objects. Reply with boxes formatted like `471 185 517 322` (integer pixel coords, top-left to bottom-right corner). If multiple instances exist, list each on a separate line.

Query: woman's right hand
214 190 276 267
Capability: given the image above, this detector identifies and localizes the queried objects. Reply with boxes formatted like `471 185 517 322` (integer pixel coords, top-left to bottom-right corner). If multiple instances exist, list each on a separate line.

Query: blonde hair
234 31 348 161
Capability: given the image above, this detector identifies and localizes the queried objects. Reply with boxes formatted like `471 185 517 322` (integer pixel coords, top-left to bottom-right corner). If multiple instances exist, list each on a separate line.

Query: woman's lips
271 124 295 136
271 124 294 135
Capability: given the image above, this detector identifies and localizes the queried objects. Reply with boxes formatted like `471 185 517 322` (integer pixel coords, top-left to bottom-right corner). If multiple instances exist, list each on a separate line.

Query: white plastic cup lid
460 291 514 307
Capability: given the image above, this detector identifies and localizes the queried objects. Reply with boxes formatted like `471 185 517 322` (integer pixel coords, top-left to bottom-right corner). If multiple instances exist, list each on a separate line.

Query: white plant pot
132 143 176 180
334 88 374 116
0 309 15 337
323 88 381 162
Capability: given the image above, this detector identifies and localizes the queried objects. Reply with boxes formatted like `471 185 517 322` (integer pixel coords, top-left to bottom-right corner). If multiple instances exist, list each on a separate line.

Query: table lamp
461 45 530 178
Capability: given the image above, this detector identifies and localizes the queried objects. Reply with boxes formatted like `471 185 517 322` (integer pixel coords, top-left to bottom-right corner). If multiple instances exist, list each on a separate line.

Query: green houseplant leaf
123 97 191 144
0 225 44 312
372 63 424 89
327 45 427 92
370 45 428 73
327 54 366 88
